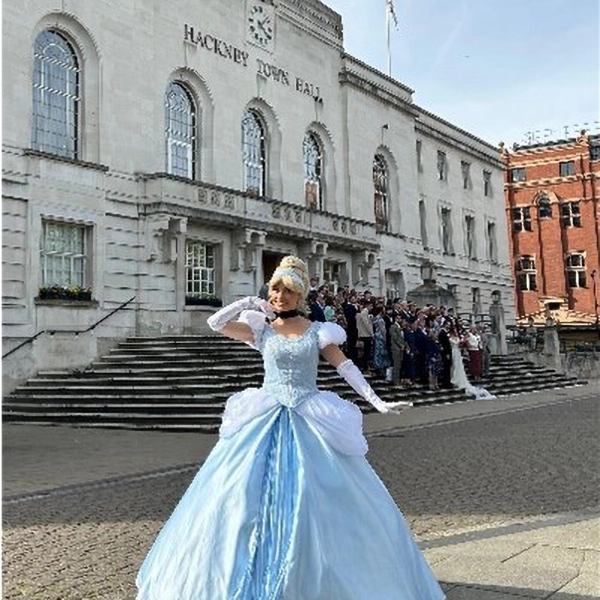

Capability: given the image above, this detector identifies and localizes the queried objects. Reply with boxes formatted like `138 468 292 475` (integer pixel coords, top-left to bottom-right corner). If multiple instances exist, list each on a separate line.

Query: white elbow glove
206 296 273 332
337 359 413 414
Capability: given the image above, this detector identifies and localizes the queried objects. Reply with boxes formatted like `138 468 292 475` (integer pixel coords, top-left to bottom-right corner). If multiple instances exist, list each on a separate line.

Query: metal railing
2 296 136 360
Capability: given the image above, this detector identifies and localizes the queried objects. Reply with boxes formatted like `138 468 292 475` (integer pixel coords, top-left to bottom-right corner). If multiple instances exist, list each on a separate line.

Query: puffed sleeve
317 322 347 349
237 309 268 351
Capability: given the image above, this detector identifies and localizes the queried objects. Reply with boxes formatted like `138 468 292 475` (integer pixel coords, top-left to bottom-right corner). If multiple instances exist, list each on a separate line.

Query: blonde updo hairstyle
268 255 310 312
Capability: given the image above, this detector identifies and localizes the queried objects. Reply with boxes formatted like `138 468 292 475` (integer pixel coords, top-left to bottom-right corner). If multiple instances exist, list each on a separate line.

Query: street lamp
591 270 599 339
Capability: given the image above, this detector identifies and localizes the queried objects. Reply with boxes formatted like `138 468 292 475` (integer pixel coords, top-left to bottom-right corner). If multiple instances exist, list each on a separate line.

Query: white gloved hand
206 296 274 332
337 359 413 414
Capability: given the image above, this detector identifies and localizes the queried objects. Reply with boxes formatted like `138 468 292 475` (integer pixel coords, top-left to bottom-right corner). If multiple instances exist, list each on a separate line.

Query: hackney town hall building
2 0 515 390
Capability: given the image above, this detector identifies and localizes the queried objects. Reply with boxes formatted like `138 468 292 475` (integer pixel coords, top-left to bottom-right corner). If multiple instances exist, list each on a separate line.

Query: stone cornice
279 0 343 49
24 149 109 172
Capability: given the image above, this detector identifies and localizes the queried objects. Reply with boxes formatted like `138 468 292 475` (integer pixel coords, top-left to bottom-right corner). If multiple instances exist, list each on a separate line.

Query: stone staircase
3 335 581 432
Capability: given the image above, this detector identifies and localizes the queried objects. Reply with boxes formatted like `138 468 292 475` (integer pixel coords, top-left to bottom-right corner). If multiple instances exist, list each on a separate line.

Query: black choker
275 309 300 319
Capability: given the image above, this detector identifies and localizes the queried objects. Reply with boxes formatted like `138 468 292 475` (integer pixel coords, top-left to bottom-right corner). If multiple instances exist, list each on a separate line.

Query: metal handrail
2 296 136 360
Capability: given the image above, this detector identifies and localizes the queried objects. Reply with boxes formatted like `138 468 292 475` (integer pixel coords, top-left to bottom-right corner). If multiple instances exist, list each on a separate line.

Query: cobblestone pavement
3 394 599 599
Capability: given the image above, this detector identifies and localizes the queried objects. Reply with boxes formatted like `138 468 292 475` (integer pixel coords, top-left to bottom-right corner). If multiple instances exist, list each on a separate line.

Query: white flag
386 0 399 29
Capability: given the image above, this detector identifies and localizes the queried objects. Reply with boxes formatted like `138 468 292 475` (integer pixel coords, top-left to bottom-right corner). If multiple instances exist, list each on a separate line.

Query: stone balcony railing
139 173 380 250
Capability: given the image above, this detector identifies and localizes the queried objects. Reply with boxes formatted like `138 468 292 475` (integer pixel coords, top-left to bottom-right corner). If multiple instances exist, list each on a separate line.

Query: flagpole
386 3 391 76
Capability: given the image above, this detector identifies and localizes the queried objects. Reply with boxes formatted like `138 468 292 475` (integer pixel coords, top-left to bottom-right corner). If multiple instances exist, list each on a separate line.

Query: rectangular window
516 255 537 291
441 207 453 254
419 199 428 247
461 161 471 189
561 201 581 227
471 287 481 314
510 168 526 183
487 221 497 262
513 207 532 232
465 215 476 259
483 170 492 196
186 241 216 298
40 220 88 287
591 143 600 162
559 161 575 177
566 253 586 288
437 150 447 181
416 140 423 172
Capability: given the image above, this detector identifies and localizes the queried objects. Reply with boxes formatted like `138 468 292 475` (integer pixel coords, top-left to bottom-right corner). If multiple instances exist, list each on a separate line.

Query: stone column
543 322 562 371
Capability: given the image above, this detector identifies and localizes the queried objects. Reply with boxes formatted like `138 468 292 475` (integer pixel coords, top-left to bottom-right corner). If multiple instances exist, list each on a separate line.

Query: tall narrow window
419 199 428 247
437 150 447 181
32 30 80 158
516 256 537 291
303 133 323 210
483 170 492 196
566 253 586 288
513 207 532 232
242 109 266 196
186 241 216 299
487 221 497 262
465 215 476 259
373 155 389 231
461 161 471 189
40 220 88 287
416 140 423 172
441 208 453 254
561 201 581 227
538 195 552 218
165 83 196 179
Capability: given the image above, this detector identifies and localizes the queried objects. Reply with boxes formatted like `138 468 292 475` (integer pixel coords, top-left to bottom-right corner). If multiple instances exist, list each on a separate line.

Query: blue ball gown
136 314 445 600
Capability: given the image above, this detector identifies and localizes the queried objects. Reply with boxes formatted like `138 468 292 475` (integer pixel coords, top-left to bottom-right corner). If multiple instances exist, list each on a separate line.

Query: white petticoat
220 387 368 457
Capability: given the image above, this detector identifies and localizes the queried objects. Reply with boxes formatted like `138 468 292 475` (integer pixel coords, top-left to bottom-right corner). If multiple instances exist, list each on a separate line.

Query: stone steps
3 333 581 431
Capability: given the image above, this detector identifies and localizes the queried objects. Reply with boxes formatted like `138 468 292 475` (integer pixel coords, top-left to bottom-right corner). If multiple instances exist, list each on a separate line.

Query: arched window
165 82 197 178
32 30 80 158
538 194 552 218
303 133 323 210
242 109 266 196
373 154 389 230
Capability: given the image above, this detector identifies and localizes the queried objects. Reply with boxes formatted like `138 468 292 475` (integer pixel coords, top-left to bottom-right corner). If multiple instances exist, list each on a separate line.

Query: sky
326 0 599 146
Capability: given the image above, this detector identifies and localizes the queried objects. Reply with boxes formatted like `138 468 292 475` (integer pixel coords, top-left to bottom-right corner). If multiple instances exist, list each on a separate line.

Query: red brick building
502 131 600 325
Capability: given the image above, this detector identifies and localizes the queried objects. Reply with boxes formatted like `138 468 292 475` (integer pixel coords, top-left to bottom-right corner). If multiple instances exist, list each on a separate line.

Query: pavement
3 381 599 599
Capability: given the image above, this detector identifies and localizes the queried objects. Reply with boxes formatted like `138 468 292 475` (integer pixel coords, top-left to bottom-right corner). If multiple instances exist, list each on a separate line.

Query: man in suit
390 314 406 386
437 319 453 388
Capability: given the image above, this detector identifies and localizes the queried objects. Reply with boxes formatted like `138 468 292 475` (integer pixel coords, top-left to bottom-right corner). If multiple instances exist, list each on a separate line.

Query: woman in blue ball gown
136 256 445 600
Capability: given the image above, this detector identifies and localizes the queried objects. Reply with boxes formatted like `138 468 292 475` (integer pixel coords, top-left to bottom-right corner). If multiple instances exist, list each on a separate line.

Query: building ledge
24 149 109 172
35 298 99 308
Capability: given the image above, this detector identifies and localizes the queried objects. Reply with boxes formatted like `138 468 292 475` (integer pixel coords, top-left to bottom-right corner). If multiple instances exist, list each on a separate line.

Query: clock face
248 4 274 47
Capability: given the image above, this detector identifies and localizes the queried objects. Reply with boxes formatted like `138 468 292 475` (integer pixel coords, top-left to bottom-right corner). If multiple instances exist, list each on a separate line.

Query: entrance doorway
262 252 286 286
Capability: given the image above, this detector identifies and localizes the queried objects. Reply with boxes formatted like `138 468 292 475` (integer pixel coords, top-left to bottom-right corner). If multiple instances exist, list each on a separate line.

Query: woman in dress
449 326 495 401
372 305 392 377
424 328 443 391
136 256 445 600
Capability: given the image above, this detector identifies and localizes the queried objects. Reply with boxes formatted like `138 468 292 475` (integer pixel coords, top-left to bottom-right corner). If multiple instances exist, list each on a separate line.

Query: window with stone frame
483 170 492 196
419 199 428 247
40 220 89 288
561 201 581 227
512 206 532 232
416 140 423 172
441 207 453 254
538 195 552 218
165 82 197 179
465 215 476 259
437 150 447 181
323 261 341 292
303 132 323 210
559 161 575 177
373 154 389 231
486 221 497 262
32 30 80 159
461 161 471 189
516 255 537 291
242 109 266 196
510 167 526 183
185 241 216 299
591 141 600 162
565 252 586 288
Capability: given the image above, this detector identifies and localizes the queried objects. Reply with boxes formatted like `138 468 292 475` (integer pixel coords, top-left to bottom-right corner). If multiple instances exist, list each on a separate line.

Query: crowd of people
302 281 494 391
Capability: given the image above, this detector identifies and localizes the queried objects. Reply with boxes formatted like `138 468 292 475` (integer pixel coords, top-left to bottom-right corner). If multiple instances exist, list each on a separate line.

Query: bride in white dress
449 330 496 400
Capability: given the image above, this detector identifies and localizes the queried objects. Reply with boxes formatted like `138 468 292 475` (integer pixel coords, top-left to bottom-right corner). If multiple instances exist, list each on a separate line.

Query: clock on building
247 3 274 50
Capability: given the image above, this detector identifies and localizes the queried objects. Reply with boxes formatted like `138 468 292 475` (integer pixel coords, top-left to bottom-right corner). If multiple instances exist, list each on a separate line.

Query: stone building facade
2 0 514 390
502 132 600 323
